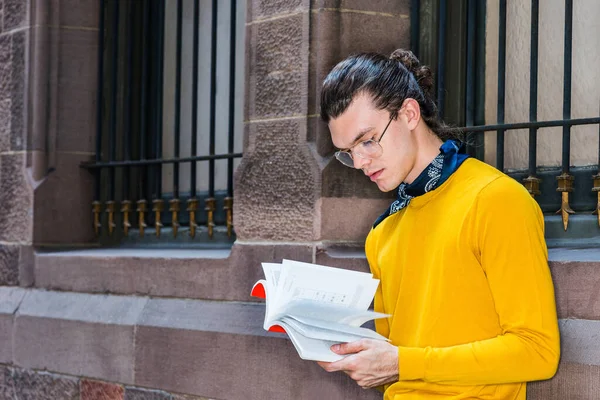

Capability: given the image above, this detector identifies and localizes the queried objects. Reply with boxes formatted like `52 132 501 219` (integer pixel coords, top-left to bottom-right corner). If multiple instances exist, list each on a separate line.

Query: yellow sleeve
398 177 560 384
365 229 390 339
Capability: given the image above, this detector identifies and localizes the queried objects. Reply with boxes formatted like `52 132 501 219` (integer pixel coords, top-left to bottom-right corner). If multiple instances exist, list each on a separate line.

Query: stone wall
1 364 214 400
0 0 98 289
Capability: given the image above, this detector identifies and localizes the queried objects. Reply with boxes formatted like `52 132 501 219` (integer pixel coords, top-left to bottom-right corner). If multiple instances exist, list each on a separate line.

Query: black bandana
373 140 470 228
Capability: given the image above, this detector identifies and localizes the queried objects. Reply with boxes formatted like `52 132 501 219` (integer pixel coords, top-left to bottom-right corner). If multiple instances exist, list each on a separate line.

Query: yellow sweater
366 158 560 400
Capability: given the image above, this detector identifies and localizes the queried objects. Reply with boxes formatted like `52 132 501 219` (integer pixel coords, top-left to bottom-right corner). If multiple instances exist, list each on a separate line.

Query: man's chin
375 181 395 193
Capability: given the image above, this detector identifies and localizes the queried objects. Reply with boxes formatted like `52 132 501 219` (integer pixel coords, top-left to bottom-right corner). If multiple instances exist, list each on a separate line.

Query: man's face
328 94 418 192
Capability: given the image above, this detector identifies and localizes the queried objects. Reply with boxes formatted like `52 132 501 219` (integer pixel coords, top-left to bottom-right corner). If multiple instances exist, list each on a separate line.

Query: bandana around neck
373 139 470 228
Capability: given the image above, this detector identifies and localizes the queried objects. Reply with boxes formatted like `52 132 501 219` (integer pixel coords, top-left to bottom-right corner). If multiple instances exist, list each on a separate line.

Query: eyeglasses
334 116 394 168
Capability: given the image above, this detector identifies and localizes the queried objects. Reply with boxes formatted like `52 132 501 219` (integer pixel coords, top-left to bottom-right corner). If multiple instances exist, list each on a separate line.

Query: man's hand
317 339 399 389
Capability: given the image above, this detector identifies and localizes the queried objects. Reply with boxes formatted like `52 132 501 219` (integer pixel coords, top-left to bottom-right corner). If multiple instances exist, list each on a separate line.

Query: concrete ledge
32 244 600 321
3 287 600 399
0 287 26 363
4 288 378 399
14 290 148 384
33 243 314 301
559 319 600 366
528 362 600 399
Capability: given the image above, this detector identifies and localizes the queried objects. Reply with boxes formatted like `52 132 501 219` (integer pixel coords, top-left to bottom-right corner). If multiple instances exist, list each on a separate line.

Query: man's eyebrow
339 127 375 151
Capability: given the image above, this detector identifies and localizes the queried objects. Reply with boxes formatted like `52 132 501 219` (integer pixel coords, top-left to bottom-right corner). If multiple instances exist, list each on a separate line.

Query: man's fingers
331 339 369 355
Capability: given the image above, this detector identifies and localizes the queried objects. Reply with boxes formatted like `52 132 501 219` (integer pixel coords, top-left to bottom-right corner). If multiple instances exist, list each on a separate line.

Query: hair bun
390 49 435 96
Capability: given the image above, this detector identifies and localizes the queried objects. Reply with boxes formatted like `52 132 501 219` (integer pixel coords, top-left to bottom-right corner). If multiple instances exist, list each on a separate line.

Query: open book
251 259 389 362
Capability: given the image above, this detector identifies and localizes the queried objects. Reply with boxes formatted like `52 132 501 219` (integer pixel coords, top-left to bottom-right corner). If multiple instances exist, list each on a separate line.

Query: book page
278 321 344 362
280 316 387 342
274 260 379 313
261 263 282 326
281 298 388 326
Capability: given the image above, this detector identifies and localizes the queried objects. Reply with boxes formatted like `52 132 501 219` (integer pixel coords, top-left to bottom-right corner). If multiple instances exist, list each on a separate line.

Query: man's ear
401 98 421 130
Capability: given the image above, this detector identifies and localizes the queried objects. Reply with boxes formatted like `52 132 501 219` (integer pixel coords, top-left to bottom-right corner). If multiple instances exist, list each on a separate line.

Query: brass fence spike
522 176 541 198
169 198 180 237
105 200 117 235
92 201 102 236
152 199 165 238
555 173 575 231
187 198 198 238
224 197 233 237
592 173 600 227
205 197 216 239
137 199 148 237
121 200 132 236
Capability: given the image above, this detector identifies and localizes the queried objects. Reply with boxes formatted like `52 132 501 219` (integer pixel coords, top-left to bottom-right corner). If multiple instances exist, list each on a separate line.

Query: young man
317 50 560 399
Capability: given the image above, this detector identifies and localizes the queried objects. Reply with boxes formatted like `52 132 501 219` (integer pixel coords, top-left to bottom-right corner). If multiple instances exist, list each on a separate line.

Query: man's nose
353 156 370 170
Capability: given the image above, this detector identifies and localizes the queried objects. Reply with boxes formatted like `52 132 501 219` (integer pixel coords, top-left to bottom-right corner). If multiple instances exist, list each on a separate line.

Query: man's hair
319 49 461 142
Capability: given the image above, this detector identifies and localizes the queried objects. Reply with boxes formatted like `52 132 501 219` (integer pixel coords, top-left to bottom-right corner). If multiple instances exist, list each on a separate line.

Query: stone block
549 258 600 320
14 290 144 384
0 285 26 313
138 297 267 337
33 243 313 301
32 152 95 245
10 30 25 151
171 394 213 400
0 365 17 399
134 327 378 400
246 13 308 119
27 25 56 153
8 366 80 400
0 314 13 362
234 120 318 241
0 153 33 243
528 362 600 400
18 243 34 287
558 319 600 366
0 243 19 285
311 0 411 16
0 98 10 152
54 0 100 28
248 0 307 21
3 0 28 31
81 379 124 400
318 197 393 241
125 387 171 400
55 28 97 153
0 35 11 102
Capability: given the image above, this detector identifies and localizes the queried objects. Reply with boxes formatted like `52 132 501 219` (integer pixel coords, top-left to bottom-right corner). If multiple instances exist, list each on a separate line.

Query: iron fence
413 0 600 230
82 0 242 243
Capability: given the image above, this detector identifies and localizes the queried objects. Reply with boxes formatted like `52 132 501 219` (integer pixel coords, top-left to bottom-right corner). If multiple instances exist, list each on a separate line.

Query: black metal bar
94 0 105 202
436 0 447 119
410 0 420 58
108 0 120 200
173 0 183 199
191 0 200 198
528 0 539 176
464 0 476 155
124 0 135 197
209 0 218 198
465 0 476 128
474 0 486 161
227 0 236 197
496 0 507 172
461 117 600 133
562 0 573 173
139 0 150 199
154 0 165 198
83 153 244 169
